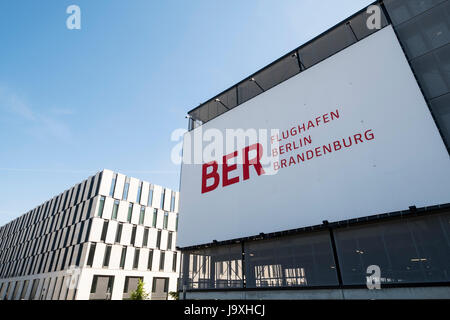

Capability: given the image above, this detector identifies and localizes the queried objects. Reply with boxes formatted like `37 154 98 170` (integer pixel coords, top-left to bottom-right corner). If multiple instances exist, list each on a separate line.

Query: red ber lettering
201 143 266 194
223 151 239 187
201 161 220 194
243 143 265 181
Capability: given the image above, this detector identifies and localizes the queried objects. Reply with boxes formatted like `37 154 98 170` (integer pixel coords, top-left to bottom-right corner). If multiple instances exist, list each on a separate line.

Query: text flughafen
201 108 375 194
270 109 375 170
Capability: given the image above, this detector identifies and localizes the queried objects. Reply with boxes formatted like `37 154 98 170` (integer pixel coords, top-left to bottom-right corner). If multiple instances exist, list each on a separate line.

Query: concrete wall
182 287 450 300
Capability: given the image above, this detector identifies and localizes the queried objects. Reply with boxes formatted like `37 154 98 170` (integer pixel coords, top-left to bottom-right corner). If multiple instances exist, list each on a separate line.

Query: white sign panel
178 26 450 247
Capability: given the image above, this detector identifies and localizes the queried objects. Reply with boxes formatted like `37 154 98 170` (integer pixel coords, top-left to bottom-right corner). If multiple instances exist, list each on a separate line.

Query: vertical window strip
109 174 117 197
147 249 153 270
152 209 158 228
127 203 133 223
159 251 165 271
170 191 176 212
115 223 123 243
172 252 177 272
139 206 145 225
143 228 149 247
100 221 108 242
97 196 105 218
103 245 112 267
86 243 96 267
122 178 130 201
160 189 166 209
147 186 154 207
112 200 119 220
120 247 127 269
137 182 142 203
163 212 168 229
133 249 140 269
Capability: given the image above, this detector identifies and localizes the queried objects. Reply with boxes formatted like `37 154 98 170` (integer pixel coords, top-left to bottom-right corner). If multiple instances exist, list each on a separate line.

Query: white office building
0 169 180 300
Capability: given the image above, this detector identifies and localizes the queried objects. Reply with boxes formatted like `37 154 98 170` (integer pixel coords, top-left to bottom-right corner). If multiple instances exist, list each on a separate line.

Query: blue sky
0 0 373 225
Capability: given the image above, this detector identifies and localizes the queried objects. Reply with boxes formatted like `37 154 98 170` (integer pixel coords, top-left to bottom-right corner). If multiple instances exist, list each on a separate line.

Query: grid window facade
0 163 180 300
0 172 102 280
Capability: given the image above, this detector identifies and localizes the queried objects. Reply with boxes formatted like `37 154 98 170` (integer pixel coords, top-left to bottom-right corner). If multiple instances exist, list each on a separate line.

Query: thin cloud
0 85 72 141
50 108 75 115
0 86 35 120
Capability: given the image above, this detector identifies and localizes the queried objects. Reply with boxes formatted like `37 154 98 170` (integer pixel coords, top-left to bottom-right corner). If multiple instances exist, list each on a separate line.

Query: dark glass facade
180 207 450 290
385 0 450 148
335 212 450 285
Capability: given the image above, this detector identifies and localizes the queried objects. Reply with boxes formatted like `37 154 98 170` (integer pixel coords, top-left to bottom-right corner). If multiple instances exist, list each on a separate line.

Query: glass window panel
29 279 40 300
160 189 166 209
430 92 450 146
253 53 301 92
202 100 228 123
20 280 29 300
112 200 119 220
147 187 154 207
244 231 338 288
143 228 149 247
130 226 137 246
90 276 98 293
122 180 130 201
167 232 173 251
163 212 168 229
120 247 127 269
103 245 112 267
180 244 243 290
298 23 356 68
170 193 176 212
410 43 450 99
152 209 158 228
384 0 447 26
115 223 123 243
334 212 450 285
173 252 178 272
394 1 450 59
127 203 133 223
237 79 264 105
137 182 142 203
156 230 162 249
133 249 140 269
109 174 117 197
148 249 154 270
159 251 165 271
139 206 145 225
198 105 211 125
86 243 96 267
100 221 108 242
217 88 238 110
97 196 105 218
407 213 450 282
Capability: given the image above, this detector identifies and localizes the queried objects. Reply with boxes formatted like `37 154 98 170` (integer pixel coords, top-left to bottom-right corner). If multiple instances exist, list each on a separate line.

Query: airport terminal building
0 169 180 300
178 0 450 299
